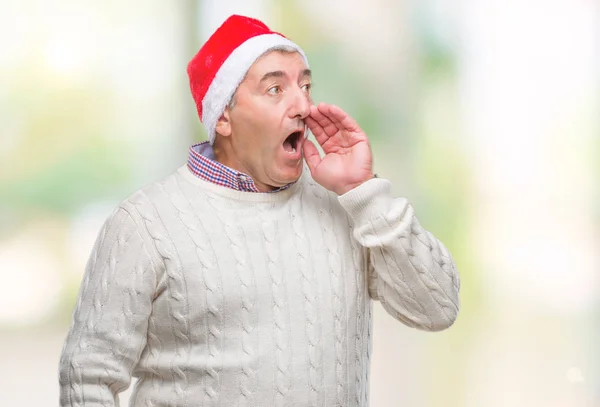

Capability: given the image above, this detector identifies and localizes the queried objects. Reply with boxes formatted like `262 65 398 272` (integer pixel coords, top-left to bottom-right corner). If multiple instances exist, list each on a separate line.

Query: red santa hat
187 14 309 144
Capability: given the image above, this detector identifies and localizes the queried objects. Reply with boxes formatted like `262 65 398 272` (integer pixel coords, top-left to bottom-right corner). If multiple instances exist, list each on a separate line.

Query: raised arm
339 179 460 331
304 102 459 331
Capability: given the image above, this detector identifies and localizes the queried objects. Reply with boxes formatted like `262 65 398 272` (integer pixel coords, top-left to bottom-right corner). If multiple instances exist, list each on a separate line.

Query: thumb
302 139 321 175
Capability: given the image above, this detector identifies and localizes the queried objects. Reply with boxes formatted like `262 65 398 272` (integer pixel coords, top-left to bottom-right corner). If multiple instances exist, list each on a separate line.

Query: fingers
302 139 321 174
316 103 362 133
305 103 362 143
308 104 337 132
305 105 338 144
304 115 330 146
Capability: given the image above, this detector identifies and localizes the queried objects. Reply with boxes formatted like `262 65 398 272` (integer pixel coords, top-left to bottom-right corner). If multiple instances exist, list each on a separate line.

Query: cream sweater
59 164 460 407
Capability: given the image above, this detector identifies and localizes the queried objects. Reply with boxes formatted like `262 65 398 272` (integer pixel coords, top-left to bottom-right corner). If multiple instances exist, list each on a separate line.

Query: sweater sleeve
338 177 460 331
59 203 160 406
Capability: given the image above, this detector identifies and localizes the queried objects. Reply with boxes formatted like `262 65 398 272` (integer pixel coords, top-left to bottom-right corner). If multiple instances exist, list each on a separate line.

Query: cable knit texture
59 164 460 407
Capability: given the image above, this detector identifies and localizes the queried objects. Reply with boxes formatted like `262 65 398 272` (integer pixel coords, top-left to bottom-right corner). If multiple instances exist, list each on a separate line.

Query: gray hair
227 45 301 110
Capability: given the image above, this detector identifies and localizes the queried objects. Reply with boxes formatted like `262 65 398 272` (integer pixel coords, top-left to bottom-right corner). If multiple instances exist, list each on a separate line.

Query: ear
215 107 232 137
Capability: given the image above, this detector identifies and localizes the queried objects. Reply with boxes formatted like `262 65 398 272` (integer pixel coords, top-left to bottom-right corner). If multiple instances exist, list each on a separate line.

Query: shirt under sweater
187 141 293 192
59 163 460 407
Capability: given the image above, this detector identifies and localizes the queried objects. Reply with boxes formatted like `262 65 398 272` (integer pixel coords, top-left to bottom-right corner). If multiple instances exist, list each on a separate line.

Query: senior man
59 14 460 407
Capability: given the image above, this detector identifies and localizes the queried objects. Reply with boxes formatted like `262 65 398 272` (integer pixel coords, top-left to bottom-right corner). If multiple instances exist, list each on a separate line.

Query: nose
289 85 311 120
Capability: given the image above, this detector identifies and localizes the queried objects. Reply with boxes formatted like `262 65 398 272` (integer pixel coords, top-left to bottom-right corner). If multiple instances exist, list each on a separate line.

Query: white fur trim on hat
202 33 308 144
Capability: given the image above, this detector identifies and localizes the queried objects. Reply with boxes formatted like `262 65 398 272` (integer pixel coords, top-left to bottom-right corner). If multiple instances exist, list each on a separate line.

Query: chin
275 162 303 186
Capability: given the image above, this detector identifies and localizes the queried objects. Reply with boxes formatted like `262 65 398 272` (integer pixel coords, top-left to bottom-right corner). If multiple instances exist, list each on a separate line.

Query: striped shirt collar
187 142 293 193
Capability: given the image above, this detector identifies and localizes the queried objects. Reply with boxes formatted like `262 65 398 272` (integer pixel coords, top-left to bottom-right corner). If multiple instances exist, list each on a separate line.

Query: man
59 14 460 407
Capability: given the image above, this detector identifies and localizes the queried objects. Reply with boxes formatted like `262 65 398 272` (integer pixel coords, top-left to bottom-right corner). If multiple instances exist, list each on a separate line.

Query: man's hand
303 103 374 195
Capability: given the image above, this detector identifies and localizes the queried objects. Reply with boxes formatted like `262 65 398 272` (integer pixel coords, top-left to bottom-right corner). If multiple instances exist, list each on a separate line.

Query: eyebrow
259 69 312 83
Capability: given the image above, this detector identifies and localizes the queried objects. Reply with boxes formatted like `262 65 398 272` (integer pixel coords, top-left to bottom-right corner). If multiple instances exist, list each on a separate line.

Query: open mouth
282 130 303 154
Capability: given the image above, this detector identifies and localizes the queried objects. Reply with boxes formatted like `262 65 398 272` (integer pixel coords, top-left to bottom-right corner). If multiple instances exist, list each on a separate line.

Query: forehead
245 50 308 80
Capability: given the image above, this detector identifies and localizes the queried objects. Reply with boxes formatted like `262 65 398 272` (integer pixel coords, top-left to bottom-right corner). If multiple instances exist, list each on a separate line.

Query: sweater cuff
337 177 394 225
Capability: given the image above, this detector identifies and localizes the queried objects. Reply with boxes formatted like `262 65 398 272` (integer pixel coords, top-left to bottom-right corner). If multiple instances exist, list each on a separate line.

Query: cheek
244 118 280 148
230 114 271 159
231 110 258 142
230 97 283 150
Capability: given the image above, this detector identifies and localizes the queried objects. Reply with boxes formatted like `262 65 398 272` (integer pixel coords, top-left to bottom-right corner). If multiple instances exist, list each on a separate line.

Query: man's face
219 50 312 191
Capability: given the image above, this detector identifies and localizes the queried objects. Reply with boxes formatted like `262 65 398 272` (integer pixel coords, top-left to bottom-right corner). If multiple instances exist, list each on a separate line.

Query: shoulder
90 169 184 242
110 171 186 265
125 170 183 205
114 167 201 219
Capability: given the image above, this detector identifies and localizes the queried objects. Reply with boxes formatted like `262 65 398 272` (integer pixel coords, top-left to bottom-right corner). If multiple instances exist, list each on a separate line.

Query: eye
267 85 282 95
301 83 311 93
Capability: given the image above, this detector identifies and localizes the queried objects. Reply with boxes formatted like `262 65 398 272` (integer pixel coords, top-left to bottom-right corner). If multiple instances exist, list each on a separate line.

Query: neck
212 139 276 192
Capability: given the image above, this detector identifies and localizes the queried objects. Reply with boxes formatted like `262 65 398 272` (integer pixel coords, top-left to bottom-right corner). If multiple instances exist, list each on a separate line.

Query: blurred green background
1 0 598 405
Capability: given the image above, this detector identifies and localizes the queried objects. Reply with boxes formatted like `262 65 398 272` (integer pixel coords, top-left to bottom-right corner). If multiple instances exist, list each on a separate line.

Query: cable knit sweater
59 164 460 407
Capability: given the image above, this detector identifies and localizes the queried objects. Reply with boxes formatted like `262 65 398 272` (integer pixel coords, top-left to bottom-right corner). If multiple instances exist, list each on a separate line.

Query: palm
303 103 373 195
